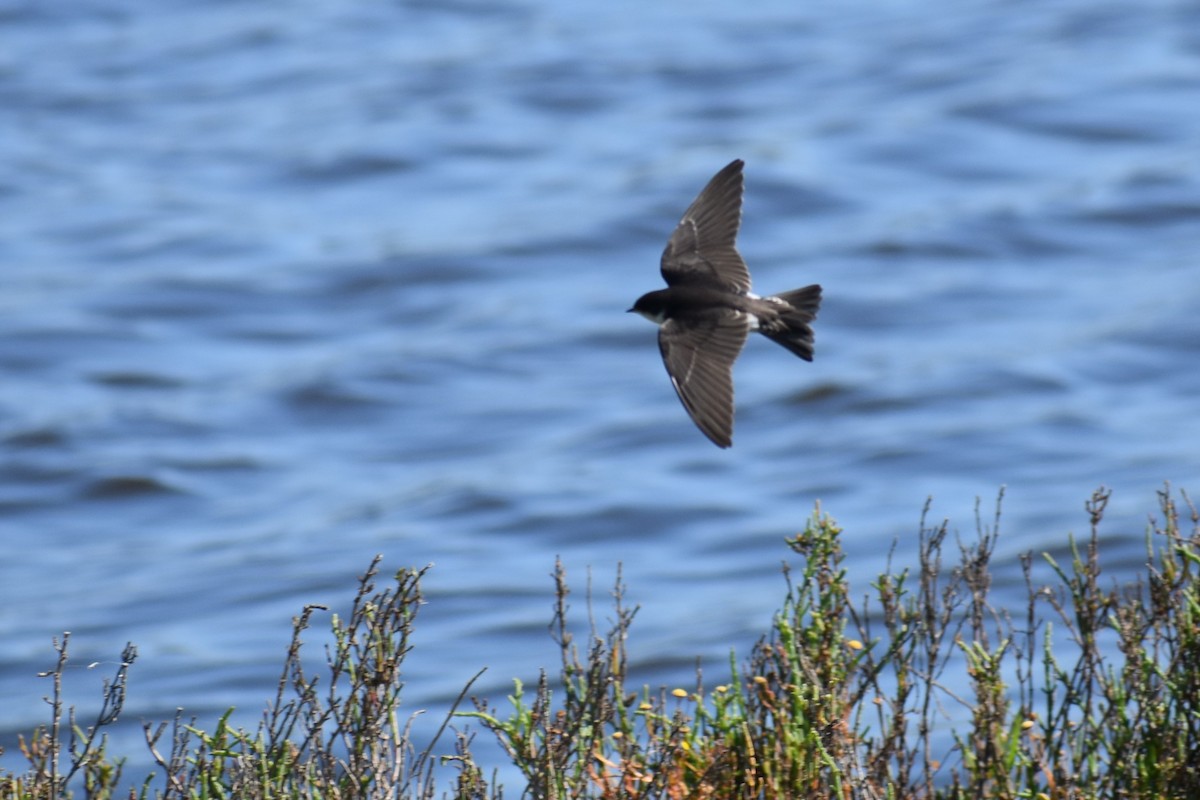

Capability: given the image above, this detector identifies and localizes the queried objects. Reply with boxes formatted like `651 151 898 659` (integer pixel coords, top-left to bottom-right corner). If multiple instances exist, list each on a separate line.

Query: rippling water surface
3 0 1200 781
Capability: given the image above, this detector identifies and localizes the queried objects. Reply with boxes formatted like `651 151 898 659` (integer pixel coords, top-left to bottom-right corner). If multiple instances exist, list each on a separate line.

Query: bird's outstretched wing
660 159 751 293
657 310 751 448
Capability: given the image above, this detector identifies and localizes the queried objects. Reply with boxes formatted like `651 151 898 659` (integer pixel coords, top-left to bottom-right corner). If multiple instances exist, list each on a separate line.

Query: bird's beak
625 307 635 313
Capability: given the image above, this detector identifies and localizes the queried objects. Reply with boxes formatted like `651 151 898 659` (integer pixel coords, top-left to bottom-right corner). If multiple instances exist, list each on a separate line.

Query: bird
628 159 822 448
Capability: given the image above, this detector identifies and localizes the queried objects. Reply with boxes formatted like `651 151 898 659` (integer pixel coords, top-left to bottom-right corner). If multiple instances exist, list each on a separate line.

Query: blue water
3 0 1200 785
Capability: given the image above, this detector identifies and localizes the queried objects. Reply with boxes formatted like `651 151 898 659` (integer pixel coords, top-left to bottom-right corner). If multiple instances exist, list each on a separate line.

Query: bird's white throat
635 308 667 324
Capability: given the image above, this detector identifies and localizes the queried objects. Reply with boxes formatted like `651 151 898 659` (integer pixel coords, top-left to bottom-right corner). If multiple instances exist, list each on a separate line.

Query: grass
2 485 1198 799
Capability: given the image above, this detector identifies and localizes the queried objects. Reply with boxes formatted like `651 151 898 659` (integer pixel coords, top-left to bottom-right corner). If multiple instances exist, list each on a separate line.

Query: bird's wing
657 310 751 448
660 159 751 293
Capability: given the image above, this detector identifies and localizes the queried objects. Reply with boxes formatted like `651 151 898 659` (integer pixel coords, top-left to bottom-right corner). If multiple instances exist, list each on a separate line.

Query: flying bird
628 159 822 448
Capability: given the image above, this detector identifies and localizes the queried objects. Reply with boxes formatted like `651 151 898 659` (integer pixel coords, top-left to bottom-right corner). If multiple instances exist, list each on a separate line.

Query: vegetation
2 485 1198 799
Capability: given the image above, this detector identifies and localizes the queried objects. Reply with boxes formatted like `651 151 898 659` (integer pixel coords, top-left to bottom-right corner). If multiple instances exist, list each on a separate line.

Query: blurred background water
2 0 1199 786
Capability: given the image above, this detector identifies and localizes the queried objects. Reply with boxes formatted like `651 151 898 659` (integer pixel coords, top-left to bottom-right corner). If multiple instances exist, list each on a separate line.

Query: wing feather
660 160 751 293
657 311 750 447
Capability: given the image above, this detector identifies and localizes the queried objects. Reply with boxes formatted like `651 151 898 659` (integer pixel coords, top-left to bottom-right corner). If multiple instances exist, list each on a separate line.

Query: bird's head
627 291 669 324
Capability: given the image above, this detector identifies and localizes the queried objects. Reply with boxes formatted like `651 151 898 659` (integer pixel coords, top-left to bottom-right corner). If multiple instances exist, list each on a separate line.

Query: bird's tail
763 284 822 361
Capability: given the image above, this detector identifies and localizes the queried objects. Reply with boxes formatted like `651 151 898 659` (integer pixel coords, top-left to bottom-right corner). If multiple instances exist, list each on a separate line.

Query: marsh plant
2 486 1197 799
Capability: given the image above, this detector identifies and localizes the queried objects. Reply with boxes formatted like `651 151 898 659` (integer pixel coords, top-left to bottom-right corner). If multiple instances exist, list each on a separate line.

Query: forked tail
763 284 822 361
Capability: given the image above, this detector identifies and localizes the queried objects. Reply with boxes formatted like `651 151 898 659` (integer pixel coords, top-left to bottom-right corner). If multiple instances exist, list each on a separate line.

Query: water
3 0 1200 785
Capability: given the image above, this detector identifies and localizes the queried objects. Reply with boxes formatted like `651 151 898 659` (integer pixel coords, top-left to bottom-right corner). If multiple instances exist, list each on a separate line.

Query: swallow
628 159 821 447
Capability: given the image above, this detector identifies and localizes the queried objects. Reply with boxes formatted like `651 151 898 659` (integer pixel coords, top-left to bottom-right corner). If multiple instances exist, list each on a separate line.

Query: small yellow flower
1021 719 1035 731
671 688 688 698
846 639 864 650
752 676 767 685
714 685 729 693
638 702 653 711
611 731 623 739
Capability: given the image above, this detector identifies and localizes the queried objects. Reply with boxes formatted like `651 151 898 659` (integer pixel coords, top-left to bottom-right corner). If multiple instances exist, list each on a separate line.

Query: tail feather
763 284 822 362
773 284 822 318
